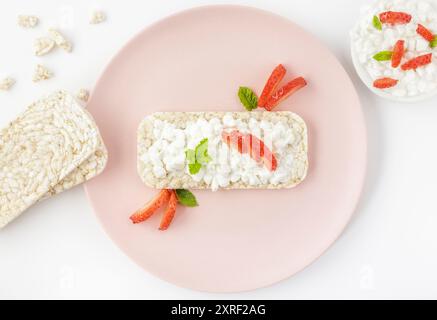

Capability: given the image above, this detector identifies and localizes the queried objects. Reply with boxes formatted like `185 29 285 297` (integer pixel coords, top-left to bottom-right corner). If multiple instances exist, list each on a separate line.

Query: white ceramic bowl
351 0 437 103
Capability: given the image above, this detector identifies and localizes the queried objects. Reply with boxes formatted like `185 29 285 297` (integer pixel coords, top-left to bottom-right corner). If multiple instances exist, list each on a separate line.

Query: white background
1 0 436 300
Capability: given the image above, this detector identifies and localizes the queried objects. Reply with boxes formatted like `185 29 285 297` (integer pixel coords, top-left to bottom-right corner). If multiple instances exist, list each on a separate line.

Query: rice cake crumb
90 11 106 24
18 15 39 28
48 28 72 52
34 37 55 56
0 78 15 91
77 89 90 102
33 64 52 82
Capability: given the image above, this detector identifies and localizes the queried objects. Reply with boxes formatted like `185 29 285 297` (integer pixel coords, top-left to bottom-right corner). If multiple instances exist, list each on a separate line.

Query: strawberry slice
223 130 245 153
130 189 171 224
264 77 307 111
222 130 277 171
258 64 286 108
245 134 277 170
391 40 405 68
159 190 178 231
379 11 412 25
417 24 435 42
246 134 264 162
401 53 433 71
261 147 277 172
373 77 398 89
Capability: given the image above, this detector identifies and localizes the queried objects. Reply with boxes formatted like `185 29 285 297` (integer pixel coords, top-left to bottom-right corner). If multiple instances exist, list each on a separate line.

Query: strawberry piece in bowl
379 11 412 25
258 64 286 108
401 53 433 71
130 189 171 223
373 77 398 89
417 24 435 42
391 40 405 68
264 77 307 111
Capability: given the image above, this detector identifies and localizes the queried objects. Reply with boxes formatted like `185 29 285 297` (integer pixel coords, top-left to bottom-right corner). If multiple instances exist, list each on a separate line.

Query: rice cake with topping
138 111 308 191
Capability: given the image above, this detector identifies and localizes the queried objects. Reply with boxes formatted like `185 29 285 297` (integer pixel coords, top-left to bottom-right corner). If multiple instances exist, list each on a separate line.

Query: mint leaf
373 15 382 31
431 36 437 48
195 138 212 164
238 87 258 111
188 163 202 175
373 51 393 61
175 189 199 207
185 138 212 175
185 149 196 164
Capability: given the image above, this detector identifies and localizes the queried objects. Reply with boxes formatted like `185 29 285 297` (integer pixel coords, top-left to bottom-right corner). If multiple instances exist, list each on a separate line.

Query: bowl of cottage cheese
351 0 437 102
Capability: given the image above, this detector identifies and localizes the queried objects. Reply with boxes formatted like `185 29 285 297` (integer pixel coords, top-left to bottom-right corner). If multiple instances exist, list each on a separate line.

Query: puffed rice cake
0 91 107 228
138 111 308 190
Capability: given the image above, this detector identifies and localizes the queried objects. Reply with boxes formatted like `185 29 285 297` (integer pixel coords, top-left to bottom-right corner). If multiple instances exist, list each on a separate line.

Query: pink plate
85 5 366 292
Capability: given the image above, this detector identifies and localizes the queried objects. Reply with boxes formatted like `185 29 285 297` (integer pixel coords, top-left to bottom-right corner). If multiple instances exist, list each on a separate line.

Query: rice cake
138 111 308 191
0 91 102 228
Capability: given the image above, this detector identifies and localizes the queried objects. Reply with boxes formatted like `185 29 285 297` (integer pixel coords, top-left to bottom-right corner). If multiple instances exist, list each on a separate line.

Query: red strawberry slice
159 190 178 231
130 189 171 224
246 134 264 162
222 130 238 151
248 134 277 171
222 130 277 171
391 40 405 68
258 64 286 108
373 77 398 89
401 53 433 71
223 130 252 154
417 24 435 42
261 147 277 172
264 77 307 111
223 130 245 153
379 11 412 25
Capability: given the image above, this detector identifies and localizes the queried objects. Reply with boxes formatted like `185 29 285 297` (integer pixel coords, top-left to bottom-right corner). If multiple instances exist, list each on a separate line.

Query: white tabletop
1 0 436 300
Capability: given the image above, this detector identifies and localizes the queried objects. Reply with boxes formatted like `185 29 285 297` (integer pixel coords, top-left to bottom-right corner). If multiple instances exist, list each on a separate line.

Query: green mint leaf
430 36 437 48
238 87 258 111
175 189 199 207
185 149 196 164
188 163 201 175
373 51 393 61
373 15 382 31
186 138 212 175
195 138 212 164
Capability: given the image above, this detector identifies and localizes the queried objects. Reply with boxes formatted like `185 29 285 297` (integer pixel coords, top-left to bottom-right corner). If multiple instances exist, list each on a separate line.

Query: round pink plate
85 5 366 292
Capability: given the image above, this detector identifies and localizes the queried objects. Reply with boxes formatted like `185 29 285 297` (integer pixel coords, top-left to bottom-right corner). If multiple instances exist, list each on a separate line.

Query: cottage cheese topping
140 112 305 191
351 0 437 98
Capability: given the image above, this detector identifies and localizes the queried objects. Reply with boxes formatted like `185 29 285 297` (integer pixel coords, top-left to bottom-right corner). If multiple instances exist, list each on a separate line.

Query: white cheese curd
143 113 297 191
351 0 437 101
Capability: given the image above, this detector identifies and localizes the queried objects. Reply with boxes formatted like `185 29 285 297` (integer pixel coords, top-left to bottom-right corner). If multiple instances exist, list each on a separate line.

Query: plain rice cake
0 91 102 228
40 136 108 200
